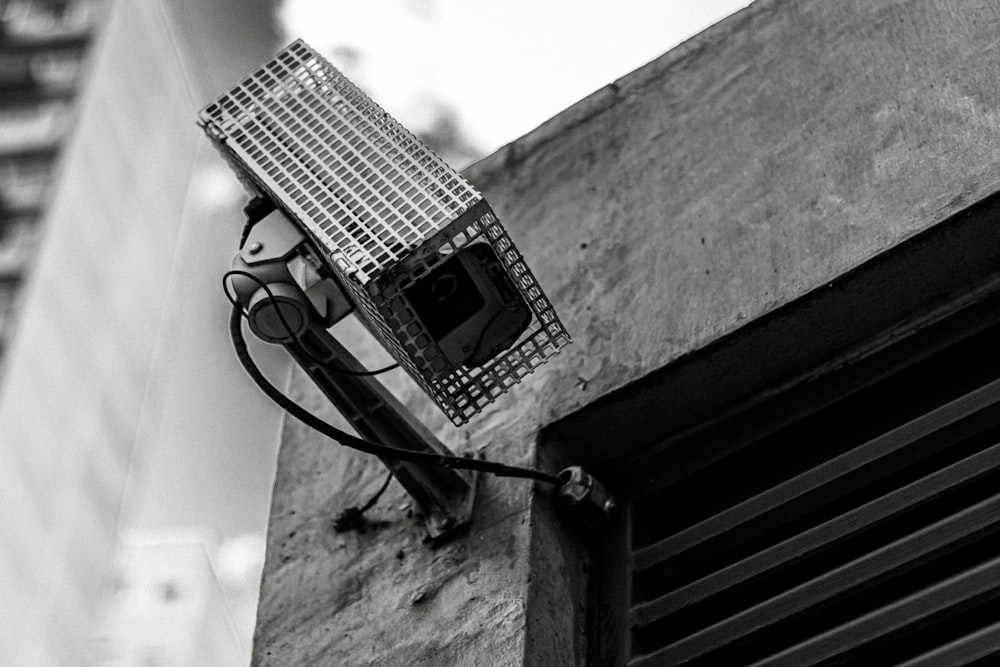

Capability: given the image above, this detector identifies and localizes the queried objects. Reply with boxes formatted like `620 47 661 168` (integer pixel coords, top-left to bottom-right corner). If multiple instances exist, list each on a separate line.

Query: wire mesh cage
199 39 569 425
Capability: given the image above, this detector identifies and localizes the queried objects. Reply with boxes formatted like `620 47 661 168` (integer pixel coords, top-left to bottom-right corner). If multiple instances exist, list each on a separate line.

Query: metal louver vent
609 325 1000 666
198 40 569 425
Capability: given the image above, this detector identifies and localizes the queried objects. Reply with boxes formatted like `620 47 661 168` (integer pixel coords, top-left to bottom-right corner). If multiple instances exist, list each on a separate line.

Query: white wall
0 1 283 663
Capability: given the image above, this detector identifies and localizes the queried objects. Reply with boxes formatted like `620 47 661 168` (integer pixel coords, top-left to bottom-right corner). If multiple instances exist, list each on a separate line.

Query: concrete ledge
258 1 1000 664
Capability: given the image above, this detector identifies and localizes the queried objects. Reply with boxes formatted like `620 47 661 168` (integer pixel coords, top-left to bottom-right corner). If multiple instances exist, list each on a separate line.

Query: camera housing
199 39 569 424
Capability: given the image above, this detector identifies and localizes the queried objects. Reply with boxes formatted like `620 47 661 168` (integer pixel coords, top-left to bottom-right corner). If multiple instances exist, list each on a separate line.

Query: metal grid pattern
374 203 570 423
199 39 570 425
199 39 479 282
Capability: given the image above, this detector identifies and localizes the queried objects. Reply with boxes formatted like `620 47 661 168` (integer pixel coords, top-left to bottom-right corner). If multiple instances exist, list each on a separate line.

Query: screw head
248 241 263 255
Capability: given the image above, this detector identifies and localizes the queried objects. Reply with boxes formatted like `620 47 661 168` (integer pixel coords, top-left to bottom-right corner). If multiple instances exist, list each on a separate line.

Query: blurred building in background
92 530 261 667
0 0 104 370
0 0 283 664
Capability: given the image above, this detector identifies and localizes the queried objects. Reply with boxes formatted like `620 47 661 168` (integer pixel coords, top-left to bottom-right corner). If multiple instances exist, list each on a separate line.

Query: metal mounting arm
229 202 477 543
284 320 478 541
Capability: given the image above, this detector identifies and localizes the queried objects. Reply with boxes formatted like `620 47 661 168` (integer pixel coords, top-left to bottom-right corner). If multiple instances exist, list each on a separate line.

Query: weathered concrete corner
255 1 1000 663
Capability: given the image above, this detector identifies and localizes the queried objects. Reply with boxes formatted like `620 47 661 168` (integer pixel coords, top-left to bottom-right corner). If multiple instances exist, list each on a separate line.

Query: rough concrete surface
255 1 1000 664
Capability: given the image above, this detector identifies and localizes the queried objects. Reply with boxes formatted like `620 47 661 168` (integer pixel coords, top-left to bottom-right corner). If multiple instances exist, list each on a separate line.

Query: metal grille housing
199 39 569 424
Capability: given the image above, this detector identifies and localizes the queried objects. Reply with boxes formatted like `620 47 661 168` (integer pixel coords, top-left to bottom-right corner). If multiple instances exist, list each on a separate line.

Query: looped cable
228 305 562 485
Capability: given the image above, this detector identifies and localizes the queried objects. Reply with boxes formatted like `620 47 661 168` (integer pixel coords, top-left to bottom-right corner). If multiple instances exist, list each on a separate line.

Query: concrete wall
254 1 1000 664
0 2 281 664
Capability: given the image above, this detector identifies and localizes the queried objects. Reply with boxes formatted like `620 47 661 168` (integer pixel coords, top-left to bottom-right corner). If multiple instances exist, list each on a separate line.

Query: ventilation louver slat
630 439 1000 629
747 553 1000 666
895 617 1000 666
625 378 1000 666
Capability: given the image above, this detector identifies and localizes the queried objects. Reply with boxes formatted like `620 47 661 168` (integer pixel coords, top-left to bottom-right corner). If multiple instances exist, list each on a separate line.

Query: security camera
200 39 569 425
201 39 577 541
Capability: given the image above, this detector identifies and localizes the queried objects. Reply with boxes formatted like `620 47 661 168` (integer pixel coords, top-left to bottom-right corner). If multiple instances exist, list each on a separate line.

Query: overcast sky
281 0 752 161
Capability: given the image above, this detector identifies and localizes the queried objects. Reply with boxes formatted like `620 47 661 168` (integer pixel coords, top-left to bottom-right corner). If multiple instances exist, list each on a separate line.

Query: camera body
381 239 531 378
200 39 569 424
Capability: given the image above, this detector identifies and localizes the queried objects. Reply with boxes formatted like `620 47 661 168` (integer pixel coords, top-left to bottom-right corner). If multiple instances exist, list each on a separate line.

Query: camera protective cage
199 39 570 425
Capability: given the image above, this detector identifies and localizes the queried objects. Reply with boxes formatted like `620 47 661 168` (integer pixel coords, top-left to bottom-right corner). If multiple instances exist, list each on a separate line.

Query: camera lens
431 274 458 301
404 256 486 340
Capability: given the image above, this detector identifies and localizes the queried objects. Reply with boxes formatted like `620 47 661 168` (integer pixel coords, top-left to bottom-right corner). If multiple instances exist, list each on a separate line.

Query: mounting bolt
431 515 454 532
248 241 263 255
556 466 617 529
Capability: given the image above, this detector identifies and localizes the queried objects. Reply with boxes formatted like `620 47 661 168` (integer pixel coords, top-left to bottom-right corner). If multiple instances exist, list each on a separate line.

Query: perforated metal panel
199 39 570 425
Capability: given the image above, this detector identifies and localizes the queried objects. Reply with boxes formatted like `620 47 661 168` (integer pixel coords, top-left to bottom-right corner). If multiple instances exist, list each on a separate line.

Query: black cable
359 471 394 512
223 269 399 377
333 471 394 533
229 304 562 485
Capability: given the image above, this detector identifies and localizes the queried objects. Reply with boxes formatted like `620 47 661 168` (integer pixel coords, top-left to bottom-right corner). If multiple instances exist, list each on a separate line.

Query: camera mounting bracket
229 202 478 543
